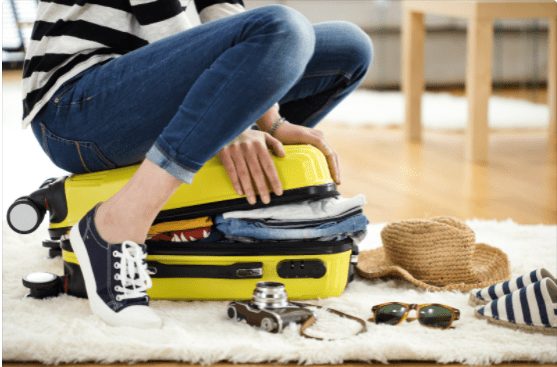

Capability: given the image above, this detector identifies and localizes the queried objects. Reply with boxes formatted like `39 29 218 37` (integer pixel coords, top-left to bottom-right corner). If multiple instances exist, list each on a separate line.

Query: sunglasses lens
376 304 408 325
418 306 453 329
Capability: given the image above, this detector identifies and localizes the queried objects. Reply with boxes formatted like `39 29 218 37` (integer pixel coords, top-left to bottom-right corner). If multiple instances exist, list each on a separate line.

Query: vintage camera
227 281 317 333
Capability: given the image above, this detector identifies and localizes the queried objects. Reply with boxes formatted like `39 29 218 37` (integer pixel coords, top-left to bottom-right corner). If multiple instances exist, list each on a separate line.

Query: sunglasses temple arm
406 316 418 323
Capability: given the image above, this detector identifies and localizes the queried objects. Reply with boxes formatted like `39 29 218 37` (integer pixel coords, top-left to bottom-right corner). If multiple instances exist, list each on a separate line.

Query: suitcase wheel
48 248 62 258
42 239 62 258
7 197 45 234
22 272 62 299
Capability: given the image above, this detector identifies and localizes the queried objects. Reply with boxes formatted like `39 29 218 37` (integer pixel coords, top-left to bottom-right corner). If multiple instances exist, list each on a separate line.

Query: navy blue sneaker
69 203 161 328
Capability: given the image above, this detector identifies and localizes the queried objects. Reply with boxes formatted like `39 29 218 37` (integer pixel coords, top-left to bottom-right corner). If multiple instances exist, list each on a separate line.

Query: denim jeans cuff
145 141 198 184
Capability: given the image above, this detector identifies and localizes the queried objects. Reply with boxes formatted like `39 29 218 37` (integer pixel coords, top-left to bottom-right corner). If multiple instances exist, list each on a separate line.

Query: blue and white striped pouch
469 268 556 307
474 277 557 336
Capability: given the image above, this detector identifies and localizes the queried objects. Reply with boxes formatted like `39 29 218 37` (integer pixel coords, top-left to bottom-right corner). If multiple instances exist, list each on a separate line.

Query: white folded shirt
222 195 367 221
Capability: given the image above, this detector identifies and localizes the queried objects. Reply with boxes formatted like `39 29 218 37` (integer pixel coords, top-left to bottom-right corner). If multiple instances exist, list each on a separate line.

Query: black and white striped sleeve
193 0 245 24
129 0 193 43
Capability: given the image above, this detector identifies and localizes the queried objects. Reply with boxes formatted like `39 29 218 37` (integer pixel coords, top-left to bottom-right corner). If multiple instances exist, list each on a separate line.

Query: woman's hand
272 121 341 185
218 129 286 205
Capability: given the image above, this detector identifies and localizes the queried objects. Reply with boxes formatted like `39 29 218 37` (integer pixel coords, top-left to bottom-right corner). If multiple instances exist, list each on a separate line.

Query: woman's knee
330 21 374 74
256 4 316 64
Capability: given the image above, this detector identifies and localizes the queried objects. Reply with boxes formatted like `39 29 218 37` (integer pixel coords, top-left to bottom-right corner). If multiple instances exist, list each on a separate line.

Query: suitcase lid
37 145 337 236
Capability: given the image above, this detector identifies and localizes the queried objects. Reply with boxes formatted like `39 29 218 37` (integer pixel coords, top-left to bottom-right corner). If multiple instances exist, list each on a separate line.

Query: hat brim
356 243 511 292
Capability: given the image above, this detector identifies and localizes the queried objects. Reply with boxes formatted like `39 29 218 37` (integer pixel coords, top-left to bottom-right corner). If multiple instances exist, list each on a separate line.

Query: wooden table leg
466 17 493 163
548 17 556 139
402 9 425 143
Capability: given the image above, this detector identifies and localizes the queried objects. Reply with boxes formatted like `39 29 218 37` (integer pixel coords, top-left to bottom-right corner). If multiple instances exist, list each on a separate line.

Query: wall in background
243 1 549 88
3 0 549 89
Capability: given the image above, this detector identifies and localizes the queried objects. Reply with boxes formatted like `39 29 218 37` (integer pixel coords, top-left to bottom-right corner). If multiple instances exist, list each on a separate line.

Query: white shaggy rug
2 219 556 365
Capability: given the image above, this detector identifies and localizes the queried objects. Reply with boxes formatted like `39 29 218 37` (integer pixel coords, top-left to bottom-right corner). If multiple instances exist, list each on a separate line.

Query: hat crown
380 217 478 286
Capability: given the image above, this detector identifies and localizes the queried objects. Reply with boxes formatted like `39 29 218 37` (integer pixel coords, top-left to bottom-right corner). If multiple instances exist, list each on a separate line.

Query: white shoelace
113 241 152 302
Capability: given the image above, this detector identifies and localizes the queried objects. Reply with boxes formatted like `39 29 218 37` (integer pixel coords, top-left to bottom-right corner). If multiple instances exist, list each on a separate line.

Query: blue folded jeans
214 213 369 241
223 230 367 244
30 5 373 183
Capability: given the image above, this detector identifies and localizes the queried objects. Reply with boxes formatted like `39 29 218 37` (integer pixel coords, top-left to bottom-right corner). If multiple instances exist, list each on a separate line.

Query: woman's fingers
242 142 271 204
308 130 341 184
257 139 283 197
266 121 341 185
265 133 286 158
229 144 258 205
218 129 288 204
334 151 341 184
218 147 243 196
327 152 341 185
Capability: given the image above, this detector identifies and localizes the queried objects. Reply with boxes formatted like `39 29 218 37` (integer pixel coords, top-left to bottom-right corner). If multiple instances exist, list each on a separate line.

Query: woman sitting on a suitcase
23 0 373 328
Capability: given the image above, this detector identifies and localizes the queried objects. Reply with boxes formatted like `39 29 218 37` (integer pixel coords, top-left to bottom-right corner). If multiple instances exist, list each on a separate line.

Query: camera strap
293 302 367 340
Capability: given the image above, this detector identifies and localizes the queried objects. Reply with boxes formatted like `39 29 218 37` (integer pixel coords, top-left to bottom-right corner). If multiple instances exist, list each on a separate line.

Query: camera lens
253 281 288 309
256 281 284 290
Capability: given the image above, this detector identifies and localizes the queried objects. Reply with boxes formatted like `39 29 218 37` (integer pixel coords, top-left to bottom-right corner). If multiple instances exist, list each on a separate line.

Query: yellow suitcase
9 145 359 301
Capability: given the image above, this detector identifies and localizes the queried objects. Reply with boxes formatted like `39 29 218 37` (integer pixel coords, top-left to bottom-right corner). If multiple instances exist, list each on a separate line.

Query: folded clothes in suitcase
9 145 363 301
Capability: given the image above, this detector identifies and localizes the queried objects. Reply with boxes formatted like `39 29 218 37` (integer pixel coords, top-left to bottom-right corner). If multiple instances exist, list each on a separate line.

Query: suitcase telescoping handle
146 261 264 279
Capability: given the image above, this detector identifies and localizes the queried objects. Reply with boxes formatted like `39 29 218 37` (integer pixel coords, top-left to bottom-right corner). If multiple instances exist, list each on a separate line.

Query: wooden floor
2 70 556 366
320 122 556 225
323 83 556 225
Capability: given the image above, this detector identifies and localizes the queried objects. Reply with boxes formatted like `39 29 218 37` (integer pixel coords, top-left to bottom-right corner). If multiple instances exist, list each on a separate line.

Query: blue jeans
214 213 369 241
30 5 373 184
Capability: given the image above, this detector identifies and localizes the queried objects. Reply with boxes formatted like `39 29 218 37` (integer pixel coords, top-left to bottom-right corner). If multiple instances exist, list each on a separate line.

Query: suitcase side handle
146 261 264 279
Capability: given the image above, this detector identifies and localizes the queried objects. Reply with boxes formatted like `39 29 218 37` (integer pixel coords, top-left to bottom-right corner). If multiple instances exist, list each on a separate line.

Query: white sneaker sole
69 223 162 329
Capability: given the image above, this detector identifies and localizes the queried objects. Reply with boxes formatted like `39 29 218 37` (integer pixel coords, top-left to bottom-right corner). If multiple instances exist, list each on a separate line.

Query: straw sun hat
356 217 511 292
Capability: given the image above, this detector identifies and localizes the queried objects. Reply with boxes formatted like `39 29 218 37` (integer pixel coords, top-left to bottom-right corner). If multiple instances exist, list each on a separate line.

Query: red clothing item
148 226 211 242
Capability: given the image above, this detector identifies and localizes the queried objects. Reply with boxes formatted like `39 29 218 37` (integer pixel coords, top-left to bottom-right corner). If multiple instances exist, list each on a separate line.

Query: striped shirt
22 0 245 129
